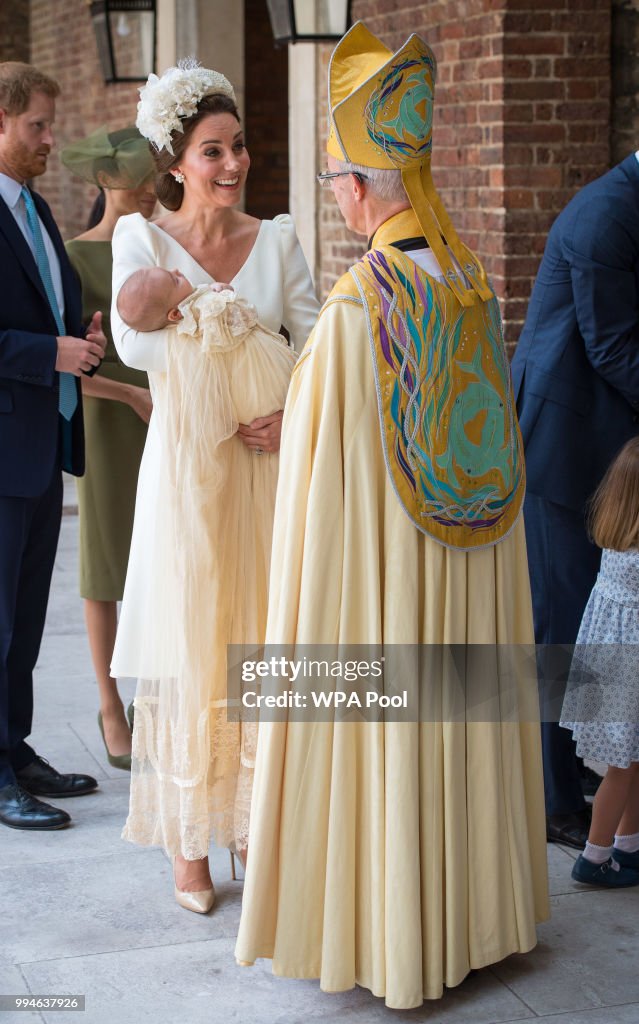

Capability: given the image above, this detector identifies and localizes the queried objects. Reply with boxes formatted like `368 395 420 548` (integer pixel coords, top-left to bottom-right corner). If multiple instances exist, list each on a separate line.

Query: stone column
289 43 318 280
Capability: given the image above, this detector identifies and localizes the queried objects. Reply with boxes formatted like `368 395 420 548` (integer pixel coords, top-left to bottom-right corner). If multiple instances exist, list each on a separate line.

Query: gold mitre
327 22 493 306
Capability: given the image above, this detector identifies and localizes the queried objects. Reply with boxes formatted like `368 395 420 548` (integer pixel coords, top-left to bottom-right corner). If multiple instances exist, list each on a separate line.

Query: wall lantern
89 0 156 83
266 0 352 45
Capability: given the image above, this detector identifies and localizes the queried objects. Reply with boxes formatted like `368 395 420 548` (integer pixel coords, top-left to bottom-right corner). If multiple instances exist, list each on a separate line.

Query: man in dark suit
0 62 107 830
511 153 639 849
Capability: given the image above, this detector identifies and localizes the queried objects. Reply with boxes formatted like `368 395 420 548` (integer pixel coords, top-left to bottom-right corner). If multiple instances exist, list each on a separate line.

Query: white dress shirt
0 171 65 324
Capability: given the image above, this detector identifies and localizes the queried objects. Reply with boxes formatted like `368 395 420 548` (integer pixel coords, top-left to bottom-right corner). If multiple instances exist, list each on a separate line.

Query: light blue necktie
21 186 77 420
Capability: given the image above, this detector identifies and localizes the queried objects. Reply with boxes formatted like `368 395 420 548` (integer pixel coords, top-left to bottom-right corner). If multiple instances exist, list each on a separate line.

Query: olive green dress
65 239 149 601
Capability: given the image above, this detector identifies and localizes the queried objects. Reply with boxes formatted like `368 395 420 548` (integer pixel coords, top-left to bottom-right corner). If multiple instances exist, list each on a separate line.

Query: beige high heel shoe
228 843 247 881
174 885 216 914
173 856 215 914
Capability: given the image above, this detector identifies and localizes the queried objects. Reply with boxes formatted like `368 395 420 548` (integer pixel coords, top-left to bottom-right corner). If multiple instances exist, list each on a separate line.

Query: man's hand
55 311 107 376
237 410 284 453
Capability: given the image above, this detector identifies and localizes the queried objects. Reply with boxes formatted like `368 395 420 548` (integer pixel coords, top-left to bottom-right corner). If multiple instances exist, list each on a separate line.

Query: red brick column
501 0 611 347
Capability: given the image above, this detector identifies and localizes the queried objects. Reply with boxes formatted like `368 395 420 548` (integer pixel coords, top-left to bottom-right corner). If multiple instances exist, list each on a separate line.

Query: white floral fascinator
136 58 236 154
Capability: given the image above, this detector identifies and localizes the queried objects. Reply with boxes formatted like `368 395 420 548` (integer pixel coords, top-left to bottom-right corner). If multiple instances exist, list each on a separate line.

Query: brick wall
0 0 30 62
244 0 289 219
11 0 624 348
317 0 508 304
316 0 612 352
28 0 289 234
611 0 639 164
501 0 610 346
30 0 142 240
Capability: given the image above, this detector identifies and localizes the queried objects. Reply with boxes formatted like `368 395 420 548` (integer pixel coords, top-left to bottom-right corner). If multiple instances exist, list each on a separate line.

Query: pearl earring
173 171 185 184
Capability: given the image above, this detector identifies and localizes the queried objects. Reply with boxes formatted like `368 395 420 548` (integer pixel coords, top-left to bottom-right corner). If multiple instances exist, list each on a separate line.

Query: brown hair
0 62 60 115
589 437 639 551
153 94 241 211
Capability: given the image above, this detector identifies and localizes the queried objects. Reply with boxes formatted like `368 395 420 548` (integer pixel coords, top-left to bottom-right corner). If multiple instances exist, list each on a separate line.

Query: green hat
60 125 154 189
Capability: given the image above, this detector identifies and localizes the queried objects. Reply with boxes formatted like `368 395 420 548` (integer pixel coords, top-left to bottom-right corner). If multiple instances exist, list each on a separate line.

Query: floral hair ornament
136 58 236 155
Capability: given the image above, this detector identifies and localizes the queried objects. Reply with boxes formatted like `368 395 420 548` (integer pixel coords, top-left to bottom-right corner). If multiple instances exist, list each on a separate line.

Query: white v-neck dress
108 212 320 856
111 211 319 679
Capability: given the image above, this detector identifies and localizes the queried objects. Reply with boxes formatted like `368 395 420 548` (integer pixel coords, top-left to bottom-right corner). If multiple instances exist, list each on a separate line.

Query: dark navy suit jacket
0 187 84 497
511 154 639 512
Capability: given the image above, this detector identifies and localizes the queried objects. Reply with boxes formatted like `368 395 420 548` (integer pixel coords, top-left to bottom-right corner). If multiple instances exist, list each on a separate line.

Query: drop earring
173 171 185 184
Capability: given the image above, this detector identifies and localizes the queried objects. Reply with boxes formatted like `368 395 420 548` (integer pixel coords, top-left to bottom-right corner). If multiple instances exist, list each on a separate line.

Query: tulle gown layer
235 296 550 1008
110 213 320 858
125 290 296 857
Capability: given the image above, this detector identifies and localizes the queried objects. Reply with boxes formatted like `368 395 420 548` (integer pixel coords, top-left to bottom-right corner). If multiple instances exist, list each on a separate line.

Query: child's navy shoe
612 847 639 870
572 854 639 887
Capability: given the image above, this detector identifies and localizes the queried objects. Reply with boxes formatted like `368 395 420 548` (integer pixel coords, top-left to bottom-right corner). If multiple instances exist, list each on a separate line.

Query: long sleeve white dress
110 212 320 858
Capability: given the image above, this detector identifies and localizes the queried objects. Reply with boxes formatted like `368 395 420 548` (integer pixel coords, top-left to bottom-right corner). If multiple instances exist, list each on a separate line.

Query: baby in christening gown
116 267 297 860
117 266 297 438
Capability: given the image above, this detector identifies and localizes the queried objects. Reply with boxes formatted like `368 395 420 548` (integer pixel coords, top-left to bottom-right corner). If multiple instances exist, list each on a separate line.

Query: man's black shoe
580 764 603 798
0 783 71 830
547 808 591 850
16 756 98 798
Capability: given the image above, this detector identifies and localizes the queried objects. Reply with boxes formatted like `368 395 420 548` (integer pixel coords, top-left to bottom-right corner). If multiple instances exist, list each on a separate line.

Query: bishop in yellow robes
235 22 550 1009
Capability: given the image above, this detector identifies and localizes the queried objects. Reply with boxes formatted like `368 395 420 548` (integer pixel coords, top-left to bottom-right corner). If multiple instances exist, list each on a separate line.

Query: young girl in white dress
561 437 639 887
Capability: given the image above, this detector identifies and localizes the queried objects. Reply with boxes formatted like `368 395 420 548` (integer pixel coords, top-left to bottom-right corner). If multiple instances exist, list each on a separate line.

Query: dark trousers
0 464 62 787
524 493 602 816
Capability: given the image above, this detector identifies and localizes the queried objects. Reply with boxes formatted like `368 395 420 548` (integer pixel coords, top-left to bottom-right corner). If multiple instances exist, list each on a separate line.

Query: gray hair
335 159 407 203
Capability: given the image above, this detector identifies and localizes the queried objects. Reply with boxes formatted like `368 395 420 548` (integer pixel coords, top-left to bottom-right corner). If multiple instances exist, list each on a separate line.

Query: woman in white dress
110 62 320 911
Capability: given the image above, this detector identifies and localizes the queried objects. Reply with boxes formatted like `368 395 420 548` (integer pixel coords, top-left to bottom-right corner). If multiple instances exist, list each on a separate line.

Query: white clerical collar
0 171 25 210
635 151 639 166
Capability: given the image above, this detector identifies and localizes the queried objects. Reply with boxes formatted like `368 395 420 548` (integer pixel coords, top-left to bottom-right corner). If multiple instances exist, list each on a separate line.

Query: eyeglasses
316 170 368 189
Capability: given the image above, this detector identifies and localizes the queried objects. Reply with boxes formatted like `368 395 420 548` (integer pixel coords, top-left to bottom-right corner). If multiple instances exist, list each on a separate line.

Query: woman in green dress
61 127 156 770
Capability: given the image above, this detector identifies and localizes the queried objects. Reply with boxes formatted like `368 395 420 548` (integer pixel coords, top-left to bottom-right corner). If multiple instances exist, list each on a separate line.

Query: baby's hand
211 282 233 293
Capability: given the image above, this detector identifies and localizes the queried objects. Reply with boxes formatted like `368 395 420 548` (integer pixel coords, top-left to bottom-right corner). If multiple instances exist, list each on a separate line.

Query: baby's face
163 268 194 309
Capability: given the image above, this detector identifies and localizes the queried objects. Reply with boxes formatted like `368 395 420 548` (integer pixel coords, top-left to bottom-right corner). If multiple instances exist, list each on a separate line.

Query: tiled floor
2 516 637 1024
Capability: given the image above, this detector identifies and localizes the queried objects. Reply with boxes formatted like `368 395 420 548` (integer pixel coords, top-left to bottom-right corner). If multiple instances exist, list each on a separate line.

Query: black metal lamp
89 0 157 83
266 0 351 45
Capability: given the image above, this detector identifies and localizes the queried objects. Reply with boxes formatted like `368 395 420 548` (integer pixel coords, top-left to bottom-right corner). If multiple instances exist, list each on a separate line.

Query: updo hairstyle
153 94 241 211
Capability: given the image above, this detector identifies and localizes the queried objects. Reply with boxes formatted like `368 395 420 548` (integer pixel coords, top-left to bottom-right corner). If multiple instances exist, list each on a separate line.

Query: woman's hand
237 411 283 454
127 385 153 424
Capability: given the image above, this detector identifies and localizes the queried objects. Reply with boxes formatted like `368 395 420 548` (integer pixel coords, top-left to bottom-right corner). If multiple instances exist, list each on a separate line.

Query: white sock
614 831 639 853
583 841 615 866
